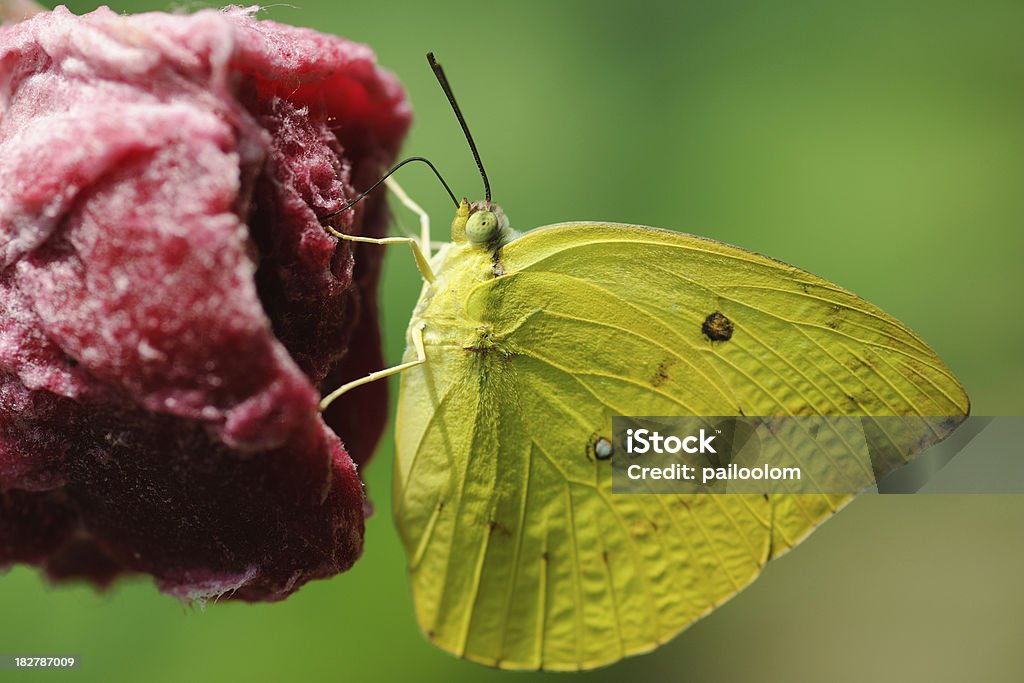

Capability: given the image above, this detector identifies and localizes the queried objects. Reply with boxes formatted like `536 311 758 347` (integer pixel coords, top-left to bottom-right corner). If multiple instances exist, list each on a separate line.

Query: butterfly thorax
404 200 519 363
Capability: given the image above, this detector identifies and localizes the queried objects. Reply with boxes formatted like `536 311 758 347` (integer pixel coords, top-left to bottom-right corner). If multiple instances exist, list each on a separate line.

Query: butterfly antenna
318 156 458 223
428 52 491 204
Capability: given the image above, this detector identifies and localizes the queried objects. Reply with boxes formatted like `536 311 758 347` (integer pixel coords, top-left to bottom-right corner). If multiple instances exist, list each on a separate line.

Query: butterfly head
451 198 512 250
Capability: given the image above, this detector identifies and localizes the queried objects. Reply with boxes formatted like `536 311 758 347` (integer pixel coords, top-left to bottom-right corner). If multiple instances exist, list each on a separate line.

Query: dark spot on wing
827 304 846 330
702 311 733 342
652 360 673 387
488 519 512 536
602 550 609 565
845 354 874 376
588 433 613 461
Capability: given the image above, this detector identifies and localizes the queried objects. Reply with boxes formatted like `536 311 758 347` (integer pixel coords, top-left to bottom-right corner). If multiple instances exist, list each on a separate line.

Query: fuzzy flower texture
0 6 409 601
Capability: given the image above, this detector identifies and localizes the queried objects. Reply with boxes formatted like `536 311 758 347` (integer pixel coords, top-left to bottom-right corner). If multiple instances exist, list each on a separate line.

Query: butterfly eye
465 210 499 244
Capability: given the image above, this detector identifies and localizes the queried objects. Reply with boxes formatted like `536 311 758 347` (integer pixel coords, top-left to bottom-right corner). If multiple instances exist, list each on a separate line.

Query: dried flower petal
0 6 409 600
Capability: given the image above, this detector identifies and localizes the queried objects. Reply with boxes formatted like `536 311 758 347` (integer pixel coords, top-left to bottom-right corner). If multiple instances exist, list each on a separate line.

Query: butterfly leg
323 178 435 283
384 176 433 264
318 321 427 411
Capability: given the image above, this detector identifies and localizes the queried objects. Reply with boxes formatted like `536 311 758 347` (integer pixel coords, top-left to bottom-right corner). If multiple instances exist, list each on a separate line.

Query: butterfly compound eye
465 210 499 244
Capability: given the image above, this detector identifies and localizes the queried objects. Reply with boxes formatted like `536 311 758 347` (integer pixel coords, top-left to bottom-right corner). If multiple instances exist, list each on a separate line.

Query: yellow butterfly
320 54 969 671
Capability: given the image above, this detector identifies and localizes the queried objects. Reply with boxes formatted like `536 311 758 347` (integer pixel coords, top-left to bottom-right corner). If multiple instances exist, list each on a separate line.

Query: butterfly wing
394 223 968 670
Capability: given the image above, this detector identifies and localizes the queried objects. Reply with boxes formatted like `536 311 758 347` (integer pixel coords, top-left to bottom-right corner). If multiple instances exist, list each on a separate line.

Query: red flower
0 6 408 601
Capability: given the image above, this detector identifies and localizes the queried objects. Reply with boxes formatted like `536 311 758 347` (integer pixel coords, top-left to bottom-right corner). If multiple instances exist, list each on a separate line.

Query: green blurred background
3 1 1023 681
